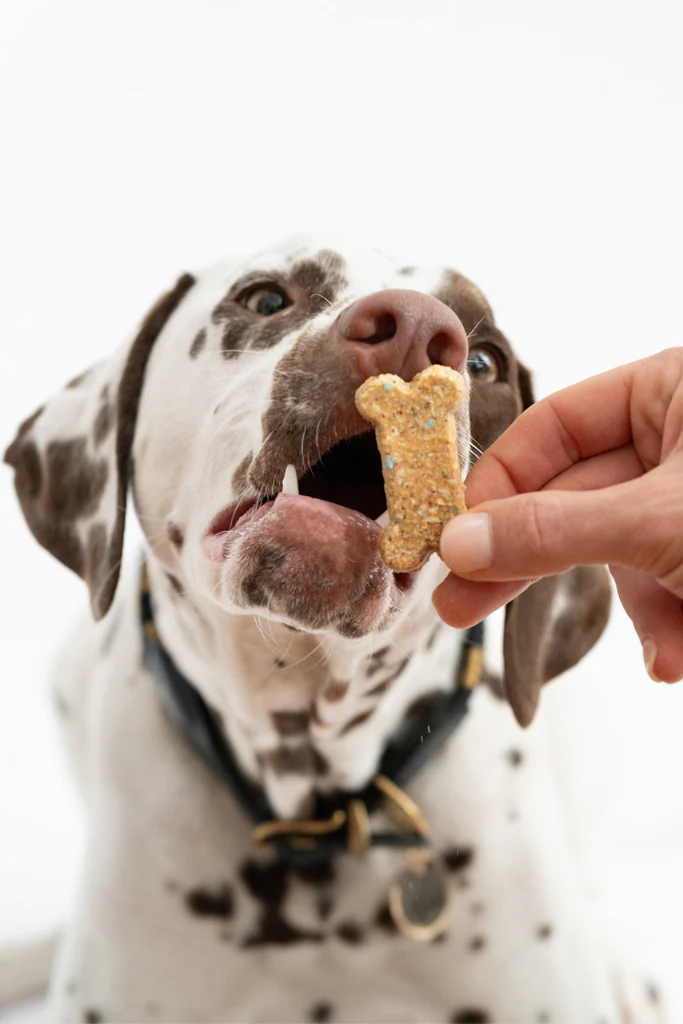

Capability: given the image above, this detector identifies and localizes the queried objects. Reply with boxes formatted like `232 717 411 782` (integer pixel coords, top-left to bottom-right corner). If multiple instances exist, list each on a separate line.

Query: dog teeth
282 464 299 496
375 511 390 528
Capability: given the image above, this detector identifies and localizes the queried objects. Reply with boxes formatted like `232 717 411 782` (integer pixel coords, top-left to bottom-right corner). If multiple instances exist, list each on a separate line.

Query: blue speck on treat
383 381 394 392
386 456 394 469
424 418 435 430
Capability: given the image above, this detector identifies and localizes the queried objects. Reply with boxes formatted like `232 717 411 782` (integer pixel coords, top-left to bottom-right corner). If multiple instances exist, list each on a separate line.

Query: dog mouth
203 431 414 593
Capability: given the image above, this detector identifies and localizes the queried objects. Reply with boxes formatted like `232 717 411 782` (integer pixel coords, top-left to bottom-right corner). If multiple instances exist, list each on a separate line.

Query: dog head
5 236 609 722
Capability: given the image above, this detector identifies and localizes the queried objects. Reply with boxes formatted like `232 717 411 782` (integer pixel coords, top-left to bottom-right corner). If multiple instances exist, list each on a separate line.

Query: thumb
440 472 682 586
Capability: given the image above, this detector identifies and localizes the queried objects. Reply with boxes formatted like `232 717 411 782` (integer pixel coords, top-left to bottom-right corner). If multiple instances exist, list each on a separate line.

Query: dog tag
388 849 450 941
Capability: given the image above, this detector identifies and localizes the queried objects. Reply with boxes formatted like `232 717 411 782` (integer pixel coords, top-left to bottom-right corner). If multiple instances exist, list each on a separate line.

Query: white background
1 0 682 1019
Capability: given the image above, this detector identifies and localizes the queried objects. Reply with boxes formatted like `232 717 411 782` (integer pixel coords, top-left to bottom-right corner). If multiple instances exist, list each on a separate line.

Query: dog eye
243 287 291 317
468 346 500 382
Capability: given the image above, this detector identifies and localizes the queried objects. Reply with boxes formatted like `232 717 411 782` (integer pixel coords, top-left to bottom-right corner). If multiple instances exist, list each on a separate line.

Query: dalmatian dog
2 238 666 1024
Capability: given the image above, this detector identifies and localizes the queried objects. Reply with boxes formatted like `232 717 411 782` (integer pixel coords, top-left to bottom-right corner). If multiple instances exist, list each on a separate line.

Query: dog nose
338 289 468 382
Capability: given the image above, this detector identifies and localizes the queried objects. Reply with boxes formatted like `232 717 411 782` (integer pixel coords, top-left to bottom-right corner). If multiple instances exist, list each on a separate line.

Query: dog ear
501 358 611 725
4 274 195 621
503 567 612 727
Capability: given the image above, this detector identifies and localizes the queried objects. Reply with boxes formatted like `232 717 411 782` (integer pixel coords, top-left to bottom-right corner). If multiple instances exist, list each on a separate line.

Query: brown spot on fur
398 266 415 276
336 920 365 944
375 901 397 933
468 935 487 952
366 646 390 677
293 861 335 886
316 892 334 920
190 328 207 358
442 847 474 873
212 251 347 360
185 883 234 918
323 681 349 702
240 858 324 948
339 708 374 737
272 710 310 736
166 572 184 596
83 1012 102 1024
365 656 410 695
12 440 42 499
67 372 89 389
93 401 114 446
312 747 330 775
536 923 553 940
309 1003 333 1023
45 439 109 519
451 1012 490 1024
167 522 184 550
260 744 317 776
507 748 524 767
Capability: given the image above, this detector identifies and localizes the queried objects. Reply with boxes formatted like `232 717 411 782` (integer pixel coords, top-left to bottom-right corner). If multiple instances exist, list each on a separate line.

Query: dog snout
337 289 468 382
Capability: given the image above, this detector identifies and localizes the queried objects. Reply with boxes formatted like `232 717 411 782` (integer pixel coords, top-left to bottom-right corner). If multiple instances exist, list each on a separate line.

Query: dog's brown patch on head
167 522 184 550
190 328 207 359
185 883 234 918
272 710 310 737
212 250 348 361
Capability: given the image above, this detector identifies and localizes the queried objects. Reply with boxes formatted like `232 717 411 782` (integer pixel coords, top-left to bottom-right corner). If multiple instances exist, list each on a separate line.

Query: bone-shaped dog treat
355 365 467 572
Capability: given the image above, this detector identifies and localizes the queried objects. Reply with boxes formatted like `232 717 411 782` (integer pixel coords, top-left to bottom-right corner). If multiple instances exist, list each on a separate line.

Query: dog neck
146 557 461 819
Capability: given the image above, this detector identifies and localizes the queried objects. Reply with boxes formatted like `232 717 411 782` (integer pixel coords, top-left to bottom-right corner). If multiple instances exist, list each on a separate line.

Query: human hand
433 348 683 683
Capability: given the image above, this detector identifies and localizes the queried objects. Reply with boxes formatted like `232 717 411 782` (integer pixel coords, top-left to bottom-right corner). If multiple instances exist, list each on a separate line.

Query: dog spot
339 708 374 737
274 658 287 669
83 1011 103 1023
260 744 318 776
506 748 524 767
336 920 365 944
309 1003 334 1023
451 1011 490 1024
185 883 235 918
366 679 390 697
312 747 330 775
366 646 390 677
366 656 410 695
272 709 309 736
316 892 334 920
375 901 397 934
442 847 474 873
468 935 486 952
45 439 109 519
323 681 349 702
8 440 42 498
190 328 207 358
293 860 335 887
93 401 114 446
166 572 184 596
398 266 415 276
240 857 327 947
241 546 288 607
536 923 554 940
167 522 184 550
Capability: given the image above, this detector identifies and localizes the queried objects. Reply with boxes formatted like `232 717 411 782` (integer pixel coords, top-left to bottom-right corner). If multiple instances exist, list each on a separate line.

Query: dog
2 237 665 1023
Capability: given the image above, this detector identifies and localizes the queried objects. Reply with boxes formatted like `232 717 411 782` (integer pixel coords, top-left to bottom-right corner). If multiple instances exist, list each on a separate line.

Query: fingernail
440 513 492 573
642 638 662 682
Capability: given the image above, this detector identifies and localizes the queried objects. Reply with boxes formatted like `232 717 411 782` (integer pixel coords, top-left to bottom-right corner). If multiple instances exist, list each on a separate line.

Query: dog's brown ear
503 567 612 727
4 274 195 620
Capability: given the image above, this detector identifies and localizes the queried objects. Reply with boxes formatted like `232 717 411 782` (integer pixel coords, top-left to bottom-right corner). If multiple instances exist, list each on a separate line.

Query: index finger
465 358 640 505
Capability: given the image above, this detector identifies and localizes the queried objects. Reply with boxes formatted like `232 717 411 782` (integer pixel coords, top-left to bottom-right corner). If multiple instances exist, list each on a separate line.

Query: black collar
141 569 484 865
